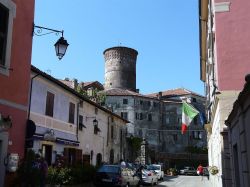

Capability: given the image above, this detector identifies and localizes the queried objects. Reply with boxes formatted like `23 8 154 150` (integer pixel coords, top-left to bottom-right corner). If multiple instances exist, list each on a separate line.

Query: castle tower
103 46 138 91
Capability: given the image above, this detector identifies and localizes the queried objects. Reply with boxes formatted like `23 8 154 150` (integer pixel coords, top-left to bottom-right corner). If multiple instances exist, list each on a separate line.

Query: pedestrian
39 157 48 187
197 164 204 180
135 165 144 186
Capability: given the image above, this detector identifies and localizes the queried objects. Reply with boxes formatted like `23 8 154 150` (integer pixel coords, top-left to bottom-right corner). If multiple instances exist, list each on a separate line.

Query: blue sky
32 0 204 95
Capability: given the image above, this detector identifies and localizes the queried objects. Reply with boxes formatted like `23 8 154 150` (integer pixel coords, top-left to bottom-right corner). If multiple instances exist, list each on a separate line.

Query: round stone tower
103 46 138 91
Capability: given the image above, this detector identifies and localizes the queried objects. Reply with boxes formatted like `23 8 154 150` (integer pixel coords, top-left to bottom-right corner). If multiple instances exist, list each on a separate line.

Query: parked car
141 169 158 186
179 166 197 175
147 164 164 180
93 164 140 187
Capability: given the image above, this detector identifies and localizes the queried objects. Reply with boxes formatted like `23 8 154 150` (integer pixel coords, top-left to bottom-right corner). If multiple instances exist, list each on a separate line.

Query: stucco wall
215 0 250 91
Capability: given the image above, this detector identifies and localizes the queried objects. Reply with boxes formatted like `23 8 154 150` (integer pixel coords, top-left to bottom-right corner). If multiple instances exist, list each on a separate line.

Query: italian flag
181 102 199 134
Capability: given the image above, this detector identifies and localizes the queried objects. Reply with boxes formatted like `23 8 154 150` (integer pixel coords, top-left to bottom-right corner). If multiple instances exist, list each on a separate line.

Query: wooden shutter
45 92 54 117
69 102 75 124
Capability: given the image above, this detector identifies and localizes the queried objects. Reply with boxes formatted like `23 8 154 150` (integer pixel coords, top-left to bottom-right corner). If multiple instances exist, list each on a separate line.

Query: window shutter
69 102 75 124
45 92 54 117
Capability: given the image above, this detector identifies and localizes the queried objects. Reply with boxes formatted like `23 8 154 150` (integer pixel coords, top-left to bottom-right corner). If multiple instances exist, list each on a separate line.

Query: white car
147 164 164 180
142 169 158 186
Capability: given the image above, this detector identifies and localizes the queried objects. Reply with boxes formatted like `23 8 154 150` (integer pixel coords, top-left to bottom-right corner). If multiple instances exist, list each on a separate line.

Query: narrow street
156 175 210 187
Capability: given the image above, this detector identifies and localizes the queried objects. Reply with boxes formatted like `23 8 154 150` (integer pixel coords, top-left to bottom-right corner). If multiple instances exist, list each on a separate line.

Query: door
42 144 52 166
0 132 8 187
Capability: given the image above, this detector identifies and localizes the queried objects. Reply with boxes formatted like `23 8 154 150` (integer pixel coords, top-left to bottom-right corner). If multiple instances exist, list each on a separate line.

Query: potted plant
209 166 219 175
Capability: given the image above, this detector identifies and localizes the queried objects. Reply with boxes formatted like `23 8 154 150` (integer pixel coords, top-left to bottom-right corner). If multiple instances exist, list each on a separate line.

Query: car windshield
147 165 160 170
98 165 120 173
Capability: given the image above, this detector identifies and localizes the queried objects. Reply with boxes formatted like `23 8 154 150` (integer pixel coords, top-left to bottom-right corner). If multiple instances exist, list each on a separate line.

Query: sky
32 0 204 95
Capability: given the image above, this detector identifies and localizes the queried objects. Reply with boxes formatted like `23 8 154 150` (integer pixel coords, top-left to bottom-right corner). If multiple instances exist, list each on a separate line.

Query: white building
29 66 128 166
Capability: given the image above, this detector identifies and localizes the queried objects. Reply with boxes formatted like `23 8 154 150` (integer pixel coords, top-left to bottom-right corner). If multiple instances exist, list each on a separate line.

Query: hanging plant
209 166 219 175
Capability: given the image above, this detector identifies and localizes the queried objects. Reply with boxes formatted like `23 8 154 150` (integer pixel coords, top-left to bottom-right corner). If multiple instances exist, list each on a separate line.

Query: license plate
102 179 112 182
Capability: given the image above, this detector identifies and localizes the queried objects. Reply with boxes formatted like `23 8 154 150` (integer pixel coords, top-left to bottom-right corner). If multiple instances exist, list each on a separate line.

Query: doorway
42 144 52 166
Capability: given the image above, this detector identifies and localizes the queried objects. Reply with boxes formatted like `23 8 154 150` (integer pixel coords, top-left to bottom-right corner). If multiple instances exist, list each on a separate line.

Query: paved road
156 175 211 187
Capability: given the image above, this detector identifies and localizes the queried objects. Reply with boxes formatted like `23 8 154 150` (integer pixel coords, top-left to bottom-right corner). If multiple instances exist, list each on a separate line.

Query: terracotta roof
60 80 73 88
31 65 129 123
102 88 158 100
146 88 204 98
80 81 104 90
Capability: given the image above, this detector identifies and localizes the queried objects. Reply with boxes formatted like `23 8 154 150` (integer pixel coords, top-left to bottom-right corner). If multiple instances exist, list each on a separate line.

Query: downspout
28 74 39 119
76 101 80 141
209 0 218 96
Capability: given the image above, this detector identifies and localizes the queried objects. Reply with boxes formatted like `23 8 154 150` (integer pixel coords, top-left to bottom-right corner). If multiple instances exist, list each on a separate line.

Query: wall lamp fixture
33 24 69 60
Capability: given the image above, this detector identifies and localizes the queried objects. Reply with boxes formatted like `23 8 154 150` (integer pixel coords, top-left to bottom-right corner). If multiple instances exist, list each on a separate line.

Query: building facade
146 89 207 168
0 0 34 186
226 75 250 187
30 66 128 166
103 47 207 166
199 0 250 186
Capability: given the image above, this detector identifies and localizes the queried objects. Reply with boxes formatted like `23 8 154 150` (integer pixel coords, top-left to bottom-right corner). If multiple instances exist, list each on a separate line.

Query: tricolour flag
181 102 199 134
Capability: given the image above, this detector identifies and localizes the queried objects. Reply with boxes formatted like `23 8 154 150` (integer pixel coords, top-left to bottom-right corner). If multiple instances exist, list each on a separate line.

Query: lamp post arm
33 24 63 37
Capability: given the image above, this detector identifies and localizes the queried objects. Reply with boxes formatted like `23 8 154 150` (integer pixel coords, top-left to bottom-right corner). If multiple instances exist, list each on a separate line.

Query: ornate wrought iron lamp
33 24 69 60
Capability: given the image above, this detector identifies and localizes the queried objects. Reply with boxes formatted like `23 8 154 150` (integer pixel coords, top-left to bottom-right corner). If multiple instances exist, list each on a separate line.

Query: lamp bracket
33 24 64 37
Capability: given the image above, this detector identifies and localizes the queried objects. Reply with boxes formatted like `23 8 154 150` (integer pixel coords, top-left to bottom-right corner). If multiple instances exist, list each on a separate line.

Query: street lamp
33 24 69 60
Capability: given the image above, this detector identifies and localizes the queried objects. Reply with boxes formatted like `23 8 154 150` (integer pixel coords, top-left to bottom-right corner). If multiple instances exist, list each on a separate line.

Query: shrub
47 164 97 185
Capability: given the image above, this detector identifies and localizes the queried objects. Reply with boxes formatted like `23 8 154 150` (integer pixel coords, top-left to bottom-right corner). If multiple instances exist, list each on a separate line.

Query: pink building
199 0 250 186
0 0 35 186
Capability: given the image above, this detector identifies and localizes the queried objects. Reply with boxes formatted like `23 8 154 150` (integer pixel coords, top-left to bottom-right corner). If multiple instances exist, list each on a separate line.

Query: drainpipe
76 100 82 141
28 74 39 119
209 0 218 96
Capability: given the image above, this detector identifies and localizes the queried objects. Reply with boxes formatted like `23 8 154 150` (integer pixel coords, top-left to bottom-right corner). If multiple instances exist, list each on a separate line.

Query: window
0 1 16 75
153 102 158 107
148 114 152 121
0 4 8 67
166 117 170 124
139 113 143 120
135 112 138 120
147 101 151 107
140 100 143 105
69 102 75 124
79 115 84 131
45 92 54 117
94 124 100 134
173 134 178 141
123 98 128 104
121 112 128 120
